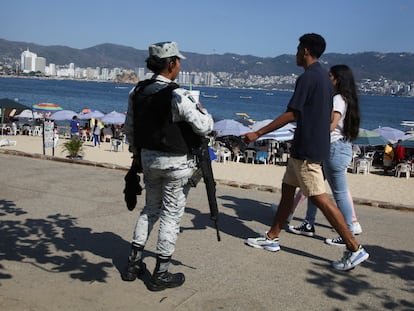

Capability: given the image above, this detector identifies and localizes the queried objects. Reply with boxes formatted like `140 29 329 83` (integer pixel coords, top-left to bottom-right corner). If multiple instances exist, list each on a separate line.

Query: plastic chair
218 147 231 163
395 163 411 179
80 129 89 141
272 147 285 165
0 138 17 146
245 149 256 164
356 159 369 175
232 146 245 163
255 150 268 165
110 138 123 152
33 126 42 136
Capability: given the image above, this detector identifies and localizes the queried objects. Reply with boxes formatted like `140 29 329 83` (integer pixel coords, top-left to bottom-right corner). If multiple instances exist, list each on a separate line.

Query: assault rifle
189 138 221 242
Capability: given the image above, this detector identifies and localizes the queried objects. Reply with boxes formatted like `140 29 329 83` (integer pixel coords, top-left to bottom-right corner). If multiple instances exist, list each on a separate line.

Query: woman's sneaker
288 221 315 237
332 245 369 271
325 236 346 247
245 232 280 252
353 222 363 235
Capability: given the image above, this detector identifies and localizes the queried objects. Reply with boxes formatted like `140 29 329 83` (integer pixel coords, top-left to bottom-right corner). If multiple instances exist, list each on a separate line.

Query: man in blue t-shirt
243 33 369 271
70 115 80 139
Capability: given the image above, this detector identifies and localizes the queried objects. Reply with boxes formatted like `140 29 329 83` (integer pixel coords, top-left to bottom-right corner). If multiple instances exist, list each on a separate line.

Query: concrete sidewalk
1 154 413 311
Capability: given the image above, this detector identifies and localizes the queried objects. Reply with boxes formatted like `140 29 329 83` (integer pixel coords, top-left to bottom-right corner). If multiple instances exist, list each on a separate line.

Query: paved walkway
1 154 413 310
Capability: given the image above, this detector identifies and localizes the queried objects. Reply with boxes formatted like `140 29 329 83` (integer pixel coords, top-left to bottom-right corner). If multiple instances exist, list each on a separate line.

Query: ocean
1 77 413 131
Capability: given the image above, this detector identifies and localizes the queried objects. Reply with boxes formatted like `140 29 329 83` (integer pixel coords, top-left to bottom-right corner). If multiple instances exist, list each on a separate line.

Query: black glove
123 168 143 211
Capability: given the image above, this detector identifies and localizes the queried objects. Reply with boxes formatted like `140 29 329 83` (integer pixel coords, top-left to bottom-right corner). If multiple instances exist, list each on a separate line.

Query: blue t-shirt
287 62 333 162
70 119 79 134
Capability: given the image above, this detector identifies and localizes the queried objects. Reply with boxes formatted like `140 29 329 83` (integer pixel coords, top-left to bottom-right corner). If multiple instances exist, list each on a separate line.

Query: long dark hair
330 64 360 141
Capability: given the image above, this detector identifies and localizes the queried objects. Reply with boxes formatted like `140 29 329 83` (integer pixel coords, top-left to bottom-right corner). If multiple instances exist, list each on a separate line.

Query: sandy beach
1 134 413 210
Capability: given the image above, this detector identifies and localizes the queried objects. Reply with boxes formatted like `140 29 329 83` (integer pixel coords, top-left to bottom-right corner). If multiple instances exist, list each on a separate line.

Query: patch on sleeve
183 91 196 103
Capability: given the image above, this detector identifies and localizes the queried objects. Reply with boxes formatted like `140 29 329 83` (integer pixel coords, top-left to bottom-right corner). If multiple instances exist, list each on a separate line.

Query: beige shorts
282 158 326 197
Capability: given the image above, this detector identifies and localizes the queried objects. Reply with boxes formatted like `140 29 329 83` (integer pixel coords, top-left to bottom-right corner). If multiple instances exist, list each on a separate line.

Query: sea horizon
1 76 413 132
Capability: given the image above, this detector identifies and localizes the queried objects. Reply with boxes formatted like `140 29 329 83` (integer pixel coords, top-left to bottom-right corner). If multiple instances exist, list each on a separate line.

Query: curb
1 149 413 212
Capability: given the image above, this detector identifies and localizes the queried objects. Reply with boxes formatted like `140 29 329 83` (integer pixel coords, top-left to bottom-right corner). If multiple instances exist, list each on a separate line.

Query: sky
1 0 413 57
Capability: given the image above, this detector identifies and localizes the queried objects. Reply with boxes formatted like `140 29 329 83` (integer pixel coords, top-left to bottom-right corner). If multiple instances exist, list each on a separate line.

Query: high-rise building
20 49 47 73
35 57 46 73
21 49 37 73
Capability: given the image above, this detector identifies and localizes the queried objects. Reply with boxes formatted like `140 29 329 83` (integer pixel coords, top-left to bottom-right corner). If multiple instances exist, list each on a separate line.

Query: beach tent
0 98 30 135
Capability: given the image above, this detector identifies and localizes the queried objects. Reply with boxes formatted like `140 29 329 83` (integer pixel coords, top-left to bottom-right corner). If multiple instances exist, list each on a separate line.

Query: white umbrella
372 126 405 144
101 110 126 124
15 109 42 119
50 110 78 121
213 119 251 137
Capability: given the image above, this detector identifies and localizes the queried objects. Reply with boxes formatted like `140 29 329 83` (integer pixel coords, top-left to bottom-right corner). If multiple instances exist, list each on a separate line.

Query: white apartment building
20 49 46 73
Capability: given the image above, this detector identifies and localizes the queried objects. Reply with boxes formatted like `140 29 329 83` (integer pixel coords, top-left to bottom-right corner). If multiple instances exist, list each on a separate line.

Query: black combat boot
147 256 185 291
122 244 146 281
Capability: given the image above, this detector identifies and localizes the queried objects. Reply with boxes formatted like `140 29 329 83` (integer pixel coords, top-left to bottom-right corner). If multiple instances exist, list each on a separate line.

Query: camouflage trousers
132 166 193 257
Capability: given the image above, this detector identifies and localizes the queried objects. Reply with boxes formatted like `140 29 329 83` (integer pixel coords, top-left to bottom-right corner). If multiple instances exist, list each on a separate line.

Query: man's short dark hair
299 33 326 58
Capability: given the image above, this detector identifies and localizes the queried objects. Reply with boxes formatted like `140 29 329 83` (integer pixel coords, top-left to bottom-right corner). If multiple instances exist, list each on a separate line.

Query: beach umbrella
101 110 126 124
0 98 30 110
0 98 31 135
252 120 295 142
15 109 42 119
32 103 63 112
353 128 388 146
372 126 405 144
78 109 105 120
213 119 251 137
400 134 414 148
50 110 78 121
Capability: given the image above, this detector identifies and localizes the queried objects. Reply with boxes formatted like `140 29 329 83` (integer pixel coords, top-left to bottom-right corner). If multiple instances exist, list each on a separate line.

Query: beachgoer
92 121 101 147
394 139 405 163
288 64 363 244
383 142 394 174
70 115 80 139
243 33 369 271
123 41 214 290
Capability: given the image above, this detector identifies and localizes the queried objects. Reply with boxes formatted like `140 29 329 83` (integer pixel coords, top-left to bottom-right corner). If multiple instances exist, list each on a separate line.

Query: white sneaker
245 232 280 252
353 222 363 235
332 245 369 271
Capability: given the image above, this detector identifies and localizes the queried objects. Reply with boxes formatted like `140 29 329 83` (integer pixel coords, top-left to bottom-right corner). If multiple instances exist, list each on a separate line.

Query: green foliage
62 139 84 159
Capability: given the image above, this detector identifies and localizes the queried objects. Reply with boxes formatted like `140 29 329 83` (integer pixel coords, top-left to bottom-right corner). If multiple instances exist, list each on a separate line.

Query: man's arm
243 111 296 143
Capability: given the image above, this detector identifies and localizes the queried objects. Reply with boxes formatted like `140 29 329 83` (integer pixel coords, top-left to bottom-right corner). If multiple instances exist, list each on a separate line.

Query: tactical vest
130 79 201 154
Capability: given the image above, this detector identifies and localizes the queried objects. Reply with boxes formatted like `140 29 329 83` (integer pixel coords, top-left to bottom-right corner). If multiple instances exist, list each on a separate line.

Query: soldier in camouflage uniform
123 41 214 291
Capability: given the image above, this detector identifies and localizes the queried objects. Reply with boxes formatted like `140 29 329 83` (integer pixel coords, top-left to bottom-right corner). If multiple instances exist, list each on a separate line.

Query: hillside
1 38 413 81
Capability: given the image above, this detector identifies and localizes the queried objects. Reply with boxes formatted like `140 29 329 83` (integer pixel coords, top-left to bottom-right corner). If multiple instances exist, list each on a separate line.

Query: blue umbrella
213 119 251 137
252 120 295 142
101 110 126 124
